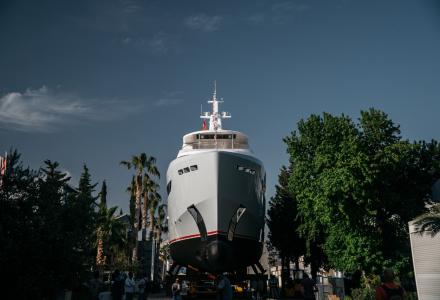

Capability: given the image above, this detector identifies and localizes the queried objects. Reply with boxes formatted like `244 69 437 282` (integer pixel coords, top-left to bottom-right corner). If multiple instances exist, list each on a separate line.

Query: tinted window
167 181 172 195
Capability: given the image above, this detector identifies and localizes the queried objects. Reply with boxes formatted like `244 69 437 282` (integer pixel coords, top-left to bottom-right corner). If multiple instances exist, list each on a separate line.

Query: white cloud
122 0 142 14
155 98 183 107
149 32 169 53
247 13 266 24
272 1 310 13
122 37 133 44
0 86 141 132
155 91 184 107
122 32 181 54
270 1 310 24
184 14 223 32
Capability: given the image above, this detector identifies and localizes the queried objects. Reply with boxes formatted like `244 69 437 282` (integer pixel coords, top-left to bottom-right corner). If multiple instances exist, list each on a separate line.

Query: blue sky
1 0 440 212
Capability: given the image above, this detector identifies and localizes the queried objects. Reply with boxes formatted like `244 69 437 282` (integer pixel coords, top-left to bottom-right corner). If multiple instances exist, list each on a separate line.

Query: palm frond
120 160 132 169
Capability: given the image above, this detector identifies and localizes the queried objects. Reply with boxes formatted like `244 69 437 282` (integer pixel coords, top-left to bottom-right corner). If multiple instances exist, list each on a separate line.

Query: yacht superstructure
166 84 266 272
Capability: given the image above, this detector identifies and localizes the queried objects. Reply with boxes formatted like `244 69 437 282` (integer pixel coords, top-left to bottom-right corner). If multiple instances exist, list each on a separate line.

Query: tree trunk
280 254 290 293
142 193 149 240
96 229 105 266
294 257 299 271
149 209 155 241
133 174 142 263
150 237 156 281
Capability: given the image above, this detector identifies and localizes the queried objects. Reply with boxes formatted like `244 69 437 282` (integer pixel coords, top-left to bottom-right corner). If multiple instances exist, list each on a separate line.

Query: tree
0 151 116 298
155 204 168 242
99 180 107 206
0 150 41 299
143 176 160 240
284 109 440 274
76 165 99 267
147 180 161 240
96 180 108 267
120 153 160 264
267 166 307 285
126 176 137 265
96 205 127 267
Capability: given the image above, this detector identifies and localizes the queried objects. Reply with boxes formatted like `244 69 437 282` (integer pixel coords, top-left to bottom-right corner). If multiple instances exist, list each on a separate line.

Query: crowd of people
83 268 404 300
171 274 233 300
110 270 152 300
83 269 154 300
273 274 316 300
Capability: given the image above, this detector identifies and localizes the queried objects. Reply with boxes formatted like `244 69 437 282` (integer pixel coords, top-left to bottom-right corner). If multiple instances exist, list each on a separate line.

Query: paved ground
148 292 172 300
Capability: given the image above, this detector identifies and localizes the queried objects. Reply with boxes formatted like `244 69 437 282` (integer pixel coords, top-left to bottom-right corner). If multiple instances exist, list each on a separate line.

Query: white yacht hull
167 150 265 272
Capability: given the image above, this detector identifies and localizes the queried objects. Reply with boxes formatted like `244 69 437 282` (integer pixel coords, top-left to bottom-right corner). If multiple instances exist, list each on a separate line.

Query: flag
202 119 207 130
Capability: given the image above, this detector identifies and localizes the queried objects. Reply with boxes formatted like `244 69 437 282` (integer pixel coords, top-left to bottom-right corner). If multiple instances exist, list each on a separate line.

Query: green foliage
284 109 440 274
96 204 127 264
78 164 98 200
267 166 307 279
121 152 162 268
128 176 136 225
0 150 137 298
350 274 380 300
0 150 119 299
99 180 108 206
405 292 418 300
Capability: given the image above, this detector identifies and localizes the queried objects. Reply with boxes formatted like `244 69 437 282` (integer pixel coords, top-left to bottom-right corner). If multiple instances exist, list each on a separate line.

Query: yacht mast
200 81 231 131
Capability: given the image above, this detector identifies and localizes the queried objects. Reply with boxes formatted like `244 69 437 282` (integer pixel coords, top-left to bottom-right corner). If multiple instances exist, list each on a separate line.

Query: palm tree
125 175 139 264
147 189 162 281
142 176 160 240
148 186 161 240
96 181 108 267
120 153 160 263
415 203 440 236
95 205 127 267
155 204 168 242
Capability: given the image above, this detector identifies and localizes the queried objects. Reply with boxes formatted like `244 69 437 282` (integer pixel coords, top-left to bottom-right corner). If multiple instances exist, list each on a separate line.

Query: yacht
166 84 266 273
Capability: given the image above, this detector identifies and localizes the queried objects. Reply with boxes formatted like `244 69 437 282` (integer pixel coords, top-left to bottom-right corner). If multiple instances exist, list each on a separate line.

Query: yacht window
199 134 236 139
166 181 172 195
178 169 183 175
216 134 233 139
190 165 198 171
184 167 190 173
237 165 244 171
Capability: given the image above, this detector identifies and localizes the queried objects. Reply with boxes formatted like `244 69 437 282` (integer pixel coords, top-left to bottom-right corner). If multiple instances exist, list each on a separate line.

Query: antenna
214 80 217 100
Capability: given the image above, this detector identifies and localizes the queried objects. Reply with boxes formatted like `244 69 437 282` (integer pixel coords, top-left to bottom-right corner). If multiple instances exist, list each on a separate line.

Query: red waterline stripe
169 230 257 244
169 230 225 243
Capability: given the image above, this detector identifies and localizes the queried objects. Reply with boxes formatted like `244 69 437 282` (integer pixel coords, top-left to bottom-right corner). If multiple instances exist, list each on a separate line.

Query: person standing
375 269 405 300
217 274 233 300
269 275 280 299
137 273 148 300
301 274 316 300
172 278 182 300
88 271 103 300
125 272 136 300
